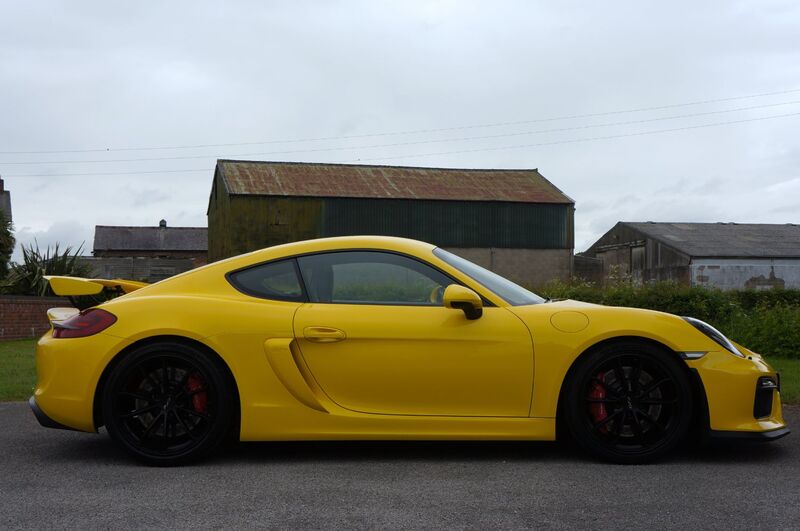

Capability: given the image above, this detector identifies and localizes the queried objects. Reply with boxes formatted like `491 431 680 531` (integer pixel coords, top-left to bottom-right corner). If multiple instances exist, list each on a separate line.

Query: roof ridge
216 158 541 173
95 225 207 230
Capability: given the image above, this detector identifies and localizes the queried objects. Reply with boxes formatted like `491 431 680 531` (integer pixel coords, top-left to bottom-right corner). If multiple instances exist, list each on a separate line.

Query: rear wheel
563 341 692 464
102 342 234 466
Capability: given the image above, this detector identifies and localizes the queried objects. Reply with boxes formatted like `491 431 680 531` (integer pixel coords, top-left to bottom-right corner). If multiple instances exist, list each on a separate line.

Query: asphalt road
1 402 798 530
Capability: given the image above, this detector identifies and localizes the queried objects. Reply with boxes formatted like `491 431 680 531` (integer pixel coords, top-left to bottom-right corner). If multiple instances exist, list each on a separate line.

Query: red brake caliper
186 373 208 414
589 371 608 433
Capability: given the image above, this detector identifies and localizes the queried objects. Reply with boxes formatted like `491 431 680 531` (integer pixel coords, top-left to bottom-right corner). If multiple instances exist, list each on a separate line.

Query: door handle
303 326 347 343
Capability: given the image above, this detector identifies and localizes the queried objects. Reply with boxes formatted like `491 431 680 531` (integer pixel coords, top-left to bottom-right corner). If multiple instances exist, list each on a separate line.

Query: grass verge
0 339 37 401
0 338 798 404
771 357 800 404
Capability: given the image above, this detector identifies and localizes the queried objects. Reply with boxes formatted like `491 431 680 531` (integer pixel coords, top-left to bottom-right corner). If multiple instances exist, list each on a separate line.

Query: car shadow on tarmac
39 428 791 468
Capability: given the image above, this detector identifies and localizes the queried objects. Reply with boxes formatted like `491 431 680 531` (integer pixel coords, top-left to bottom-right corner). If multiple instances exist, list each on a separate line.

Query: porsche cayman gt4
31 236 788 465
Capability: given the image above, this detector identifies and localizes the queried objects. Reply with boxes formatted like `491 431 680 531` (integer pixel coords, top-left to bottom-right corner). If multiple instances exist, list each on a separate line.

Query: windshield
433 248 546 306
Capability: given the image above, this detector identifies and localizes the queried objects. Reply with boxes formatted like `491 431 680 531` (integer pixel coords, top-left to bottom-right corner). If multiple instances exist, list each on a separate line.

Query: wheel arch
554 335 709 440
92 334 241 436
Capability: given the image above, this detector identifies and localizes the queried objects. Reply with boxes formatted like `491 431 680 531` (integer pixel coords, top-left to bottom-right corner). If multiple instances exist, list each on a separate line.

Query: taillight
52 308 117 338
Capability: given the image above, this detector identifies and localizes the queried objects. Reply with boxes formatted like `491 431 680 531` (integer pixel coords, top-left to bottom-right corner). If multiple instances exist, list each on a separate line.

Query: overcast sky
1 1 799 261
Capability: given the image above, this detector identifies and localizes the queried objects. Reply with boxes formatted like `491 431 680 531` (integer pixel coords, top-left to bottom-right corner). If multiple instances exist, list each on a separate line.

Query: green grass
0 339 37 401
771 357 800 404
0 337 798 404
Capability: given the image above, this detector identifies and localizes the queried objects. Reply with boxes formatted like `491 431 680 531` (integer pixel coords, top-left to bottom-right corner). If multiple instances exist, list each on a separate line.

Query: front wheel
101 342 235 466
563 342 693 464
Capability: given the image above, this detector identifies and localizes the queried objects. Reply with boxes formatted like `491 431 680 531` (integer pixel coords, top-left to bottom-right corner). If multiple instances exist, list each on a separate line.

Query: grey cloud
1 0 799 261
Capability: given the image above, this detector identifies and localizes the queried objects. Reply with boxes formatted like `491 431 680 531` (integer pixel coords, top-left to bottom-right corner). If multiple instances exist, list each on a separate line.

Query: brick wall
0 296 72 340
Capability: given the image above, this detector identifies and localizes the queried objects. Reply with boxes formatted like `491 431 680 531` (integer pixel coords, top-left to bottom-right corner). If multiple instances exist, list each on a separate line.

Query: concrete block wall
444 248 573 288
691 258 800 290
0 296 72 340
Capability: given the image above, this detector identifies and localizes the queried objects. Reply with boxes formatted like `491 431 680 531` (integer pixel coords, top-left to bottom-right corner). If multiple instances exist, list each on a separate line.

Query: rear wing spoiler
44 276 148 296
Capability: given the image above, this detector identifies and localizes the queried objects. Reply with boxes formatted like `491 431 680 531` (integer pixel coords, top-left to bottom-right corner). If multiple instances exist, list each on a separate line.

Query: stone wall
0 296 72 340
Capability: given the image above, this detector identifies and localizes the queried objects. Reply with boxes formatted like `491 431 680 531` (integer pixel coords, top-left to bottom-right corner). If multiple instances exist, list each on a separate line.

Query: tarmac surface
0 402 797 530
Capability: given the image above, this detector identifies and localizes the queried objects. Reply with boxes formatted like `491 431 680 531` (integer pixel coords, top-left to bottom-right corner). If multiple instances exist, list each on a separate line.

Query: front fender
508 302 724 418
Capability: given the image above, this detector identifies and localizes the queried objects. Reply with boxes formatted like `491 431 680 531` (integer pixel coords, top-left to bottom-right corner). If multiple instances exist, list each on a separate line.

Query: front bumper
709 426 790 441
687 350 787 436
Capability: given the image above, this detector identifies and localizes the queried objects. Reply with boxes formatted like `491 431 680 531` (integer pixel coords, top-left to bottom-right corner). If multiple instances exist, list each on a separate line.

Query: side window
297 251 453 305
228 259 304 301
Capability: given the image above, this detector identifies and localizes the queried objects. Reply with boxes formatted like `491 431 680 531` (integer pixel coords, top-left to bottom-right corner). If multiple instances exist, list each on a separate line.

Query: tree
0 208 13 279
1 241 92 296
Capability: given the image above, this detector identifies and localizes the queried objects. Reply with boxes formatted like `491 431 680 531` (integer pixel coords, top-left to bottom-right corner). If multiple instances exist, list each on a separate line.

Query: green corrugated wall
209 194 573 261
322 198 571 249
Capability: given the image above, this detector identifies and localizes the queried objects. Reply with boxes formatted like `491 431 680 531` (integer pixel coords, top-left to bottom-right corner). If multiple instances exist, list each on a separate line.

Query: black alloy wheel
102 342 235 466
563 341 692 464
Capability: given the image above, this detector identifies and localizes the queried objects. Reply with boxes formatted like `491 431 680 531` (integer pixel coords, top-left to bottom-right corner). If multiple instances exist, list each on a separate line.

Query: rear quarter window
228 259 305 302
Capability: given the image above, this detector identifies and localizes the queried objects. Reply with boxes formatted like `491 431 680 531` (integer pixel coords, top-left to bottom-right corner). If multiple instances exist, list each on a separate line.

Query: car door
292 250 533 417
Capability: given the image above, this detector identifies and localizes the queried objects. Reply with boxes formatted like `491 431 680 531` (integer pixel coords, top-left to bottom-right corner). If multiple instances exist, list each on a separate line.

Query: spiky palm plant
0 208 13 279
1 241 92 296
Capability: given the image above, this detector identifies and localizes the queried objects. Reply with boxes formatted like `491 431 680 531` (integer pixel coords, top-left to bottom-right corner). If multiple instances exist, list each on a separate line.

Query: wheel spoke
636 409 665 432
630 409 644 439
631 358 642 393
164 410 176 442
590 378 621 399
121 403 161 419
614 359 628 394
174 387 206 402
119 391 153 402
585 397 622 404
593 408 623 430
177 368 191 389
639 377 670 397
639 398 677 405
139 366 159 390
174 409 198 440
613 410 627 441
161 359 168 394
177 406 209 420
142 411 164 439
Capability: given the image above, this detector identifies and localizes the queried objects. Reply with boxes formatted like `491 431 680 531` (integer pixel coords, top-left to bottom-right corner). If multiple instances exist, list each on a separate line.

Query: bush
1 242 92 296
539 281 800 359
719 305 800 359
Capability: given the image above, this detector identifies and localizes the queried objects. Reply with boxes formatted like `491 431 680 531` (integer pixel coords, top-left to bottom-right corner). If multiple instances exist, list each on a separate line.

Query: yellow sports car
31 236 788 465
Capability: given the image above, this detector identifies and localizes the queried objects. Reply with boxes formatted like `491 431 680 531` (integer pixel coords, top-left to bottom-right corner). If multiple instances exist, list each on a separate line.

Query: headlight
682 316 745 358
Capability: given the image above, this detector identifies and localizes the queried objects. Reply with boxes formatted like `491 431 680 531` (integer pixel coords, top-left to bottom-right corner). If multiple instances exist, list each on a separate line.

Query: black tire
102 341 235 466
563 341 692 464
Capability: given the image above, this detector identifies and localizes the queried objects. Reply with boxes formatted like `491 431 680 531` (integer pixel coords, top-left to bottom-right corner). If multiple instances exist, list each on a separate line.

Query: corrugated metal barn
583 221 800 289
207 160 575 286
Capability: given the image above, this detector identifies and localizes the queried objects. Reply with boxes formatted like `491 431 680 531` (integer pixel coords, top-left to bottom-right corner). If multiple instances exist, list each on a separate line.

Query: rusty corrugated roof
216 160 573 204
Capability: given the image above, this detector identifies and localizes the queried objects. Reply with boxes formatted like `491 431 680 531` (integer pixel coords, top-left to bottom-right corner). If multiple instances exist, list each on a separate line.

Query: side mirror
443 284 483 320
